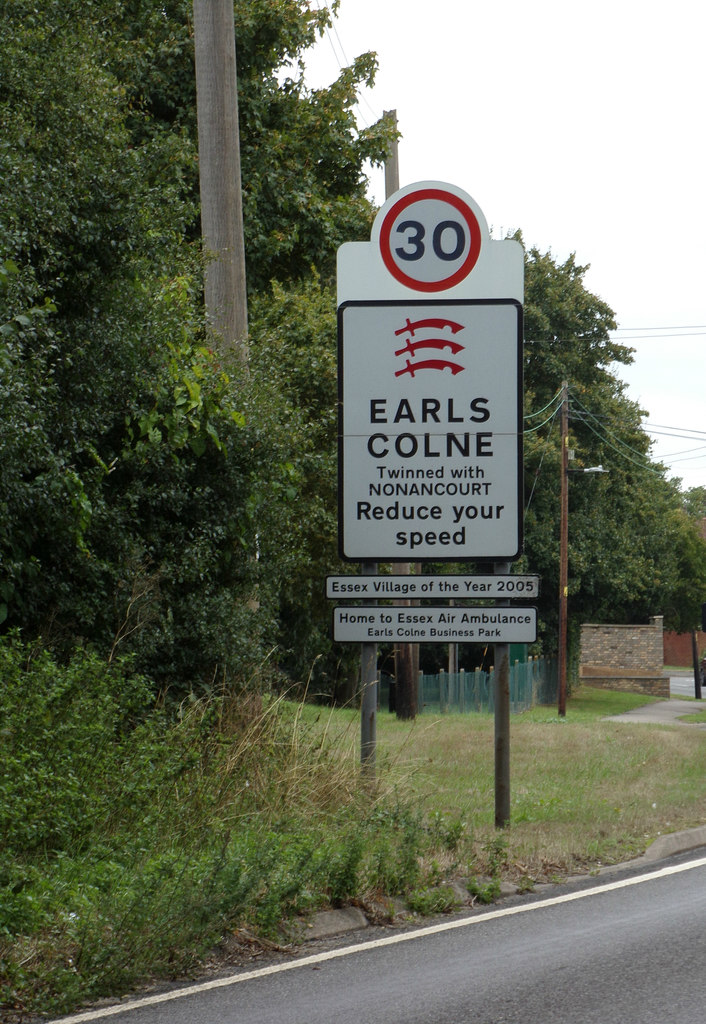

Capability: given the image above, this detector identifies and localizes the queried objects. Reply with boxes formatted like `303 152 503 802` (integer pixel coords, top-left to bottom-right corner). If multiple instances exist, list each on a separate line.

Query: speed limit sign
378 186 484 292
337 180 524 561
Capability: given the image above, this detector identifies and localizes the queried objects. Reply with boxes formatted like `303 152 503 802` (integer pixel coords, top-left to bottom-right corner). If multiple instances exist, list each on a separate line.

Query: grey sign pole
360 560 378 778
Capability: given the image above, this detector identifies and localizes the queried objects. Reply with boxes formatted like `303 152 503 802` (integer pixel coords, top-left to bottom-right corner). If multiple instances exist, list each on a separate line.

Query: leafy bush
407 885 459 915
0 634 154 859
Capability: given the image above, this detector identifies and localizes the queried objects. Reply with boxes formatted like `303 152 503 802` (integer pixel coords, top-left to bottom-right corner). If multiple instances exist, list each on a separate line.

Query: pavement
604 672 706 727
605 698 706 728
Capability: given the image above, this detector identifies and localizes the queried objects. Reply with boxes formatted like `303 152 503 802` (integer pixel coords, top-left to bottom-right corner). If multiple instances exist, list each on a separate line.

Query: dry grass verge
307 686 706 882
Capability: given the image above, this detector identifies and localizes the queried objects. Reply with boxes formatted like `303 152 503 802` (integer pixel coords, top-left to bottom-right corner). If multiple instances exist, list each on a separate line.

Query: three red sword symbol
393 317 466 377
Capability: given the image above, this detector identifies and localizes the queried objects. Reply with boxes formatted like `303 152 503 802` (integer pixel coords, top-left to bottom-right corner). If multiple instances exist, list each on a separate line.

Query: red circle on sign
379 188 482 292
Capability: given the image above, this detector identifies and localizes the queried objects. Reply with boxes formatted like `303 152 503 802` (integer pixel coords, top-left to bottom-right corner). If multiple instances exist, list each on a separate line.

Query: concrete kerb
623 825 706 867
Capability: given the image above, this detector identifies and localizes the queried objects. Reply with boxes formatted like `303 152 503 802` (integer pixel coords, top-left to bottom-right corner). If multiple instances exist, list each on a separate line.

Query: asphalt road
53 853 706 1024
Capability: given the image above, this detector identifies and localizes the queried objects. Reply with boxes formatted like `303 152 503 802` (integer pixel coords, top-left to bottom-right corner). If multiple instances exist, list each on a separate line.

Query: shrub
0 634 155 860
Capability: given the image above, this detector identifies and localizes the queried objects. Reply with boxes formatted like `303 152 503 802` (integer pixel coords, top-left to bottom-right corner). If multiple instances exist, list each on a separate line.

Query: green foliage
406 885 459 915
103 0 394 291
0 3 191 314
426 812 468 852
682 486 706 520
0 254 296 687
0 651 453 1017
522 242 627 400
0 635 154 858
520 242 706 651
0 1 393 694
249 277 356 694
364 806 425 896
467 835 508 904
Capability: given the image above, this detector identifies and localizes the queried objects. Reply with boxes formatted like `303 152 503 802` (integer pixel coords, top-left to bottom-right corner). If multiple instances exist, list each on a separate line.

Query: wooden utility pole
382 110 419 721
194 0 248 359
558 381 569 717
383 109 400 200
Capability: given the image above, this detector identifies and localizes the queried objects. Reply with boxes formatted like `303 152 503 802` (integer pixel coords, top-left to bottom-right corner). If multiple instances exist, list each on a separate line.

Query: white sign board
338 298 522 561
337 181 523 564
326 574 540 599
333 606 537 644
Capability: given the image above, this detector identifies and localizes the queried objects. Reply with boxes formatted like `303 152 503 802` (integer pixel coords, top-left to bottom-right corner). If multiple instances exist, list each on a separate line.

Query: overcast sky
303 0 706 491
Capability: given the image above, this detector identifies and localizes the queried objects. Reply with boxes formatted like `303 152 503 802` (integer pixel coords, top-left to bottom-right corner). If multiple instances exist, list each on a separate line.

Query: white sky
303 0 706 491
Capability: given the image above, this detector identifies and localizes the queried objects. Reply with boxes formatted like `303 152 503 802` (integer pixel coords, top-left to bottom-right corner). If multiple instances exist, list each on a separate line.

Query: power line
563 407 706 446
310 1 381 127
520 384 706 494
524 406 559 512
571 394 706 478
611 324 706 341
659 448 706 464
524 387 563 420
570 393 662 474
642 423 706 439
312 0 347 67
611 331 706 340
613 324 706 332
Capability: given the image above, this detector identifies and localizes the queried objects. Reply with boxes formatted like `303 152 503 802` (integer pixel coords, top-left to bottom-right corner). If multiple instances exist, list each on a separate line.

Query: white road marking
51 855 706 1023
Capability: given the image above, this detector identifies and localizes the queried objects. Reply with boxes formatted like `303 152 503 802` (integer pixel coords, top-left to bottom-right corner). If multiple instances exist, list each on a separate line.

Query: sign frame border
332 605 538 644
337 297 524 563
325 574 540 600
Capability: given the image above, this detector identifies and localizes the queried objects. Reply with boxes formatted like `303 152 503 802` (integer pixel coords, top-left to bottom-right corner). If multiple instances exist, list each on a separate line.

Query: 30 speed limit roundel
379 187 482 292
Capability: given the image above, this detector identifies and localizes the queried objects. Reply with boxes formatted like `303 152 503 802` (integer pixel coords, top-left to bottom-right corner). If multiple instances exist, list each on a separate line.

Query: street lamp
557 382 608 717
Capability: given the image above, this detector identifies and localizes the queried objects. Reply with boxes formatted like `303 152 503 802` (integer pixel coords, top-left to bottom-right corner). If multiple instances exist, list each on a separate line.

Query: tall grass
366 686 706 878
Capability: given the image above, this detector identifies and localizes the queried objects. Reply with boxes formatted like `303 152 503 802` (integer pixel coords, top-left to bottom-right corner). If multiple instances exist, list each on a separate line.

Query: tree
521 243 706 657
248 277 360 699
682 486 706 520
0 1 393 694
107 0 393 291
0 3 293 689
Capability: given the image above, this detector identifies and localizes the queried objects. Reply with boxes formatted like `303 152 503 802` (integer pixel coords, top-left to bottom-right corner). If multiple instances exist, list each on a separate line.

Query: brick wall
664 630 706 667
579 616 668 697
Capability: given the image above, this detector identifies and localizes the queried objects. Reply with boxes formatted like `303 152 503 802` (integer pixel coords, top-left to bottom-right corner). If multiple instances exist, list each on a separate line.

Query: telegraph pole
360 110 401 773
383 110 417 721
194 0 248 360
383 109 400 201
558 380 569 717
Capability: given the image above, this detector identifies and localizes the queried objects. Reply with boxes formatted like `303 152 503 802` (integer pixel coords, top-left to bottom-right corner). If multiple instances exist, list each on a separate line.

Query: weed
467 834 509 904
407 885 459 915
426 811 468 852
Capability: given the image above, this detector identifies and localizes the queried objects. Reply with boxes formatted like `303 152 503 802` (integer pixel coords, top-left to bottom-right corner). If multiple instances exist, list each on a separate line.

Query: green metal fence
380 658 557 715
